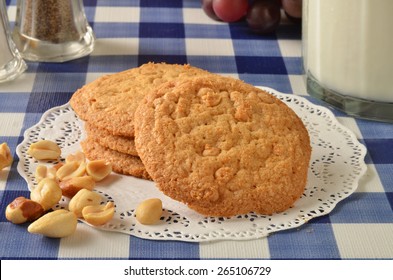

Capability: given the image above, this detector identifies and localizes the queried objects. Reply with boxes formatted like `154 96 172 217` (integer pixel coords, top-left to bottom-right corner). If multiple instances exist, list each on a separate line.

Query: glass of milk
302 0 393 122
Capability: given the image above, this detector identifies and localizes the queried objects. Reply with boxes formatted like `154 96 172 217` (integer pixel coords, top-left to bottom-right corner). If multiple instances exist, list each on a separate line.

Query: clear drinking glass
302 0 393 122
12 0 95 62
0 0 27 83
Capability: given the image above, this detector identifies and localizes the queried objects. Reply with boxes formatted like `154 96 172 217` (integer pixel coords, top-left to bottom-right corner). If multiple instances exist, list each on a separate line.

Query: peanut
135 198 163 225
27 140 61 160
5 197 45 224
30 178 62 211
53 162 64 171
0 142 13 170
59 176 95 198
86 160 112 181
65 151 86 164
56 161 86 181
68 189 102 218
82 202 115 226
28 209 77 238
34 165 57 183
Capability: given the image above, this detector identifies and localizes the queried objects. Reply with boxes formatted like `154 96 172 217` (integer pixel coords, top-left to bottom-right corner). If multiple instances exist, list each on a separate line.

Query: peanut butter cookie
70 62 211 137
134 76 311 217
84 123 138 156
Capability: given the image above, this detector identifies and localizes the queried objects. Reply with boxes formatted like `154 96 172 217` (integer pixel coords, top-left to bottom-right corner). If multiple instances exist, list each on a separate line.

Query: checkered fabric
1 0 392 260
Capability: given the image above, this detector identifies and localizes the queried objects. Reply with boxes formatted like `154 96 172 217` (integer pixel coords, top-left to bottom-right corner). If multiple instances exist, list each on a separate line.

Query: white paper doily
16 88 367 242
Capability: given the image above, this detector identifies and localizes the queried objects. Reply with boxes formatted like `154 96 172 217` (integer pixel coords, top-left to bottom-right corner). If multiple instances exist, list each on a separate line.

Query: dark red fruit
201 0 221 21
212 0 249 22
281 0 302 19
246 0 281 34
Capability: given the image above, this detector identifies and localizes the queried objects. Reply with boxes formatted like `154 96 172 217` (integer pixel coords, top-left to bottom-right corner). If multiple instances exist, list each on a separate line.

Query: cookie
84 123 138 156
70 62 211 137
81 137 151 180
134 76 311 217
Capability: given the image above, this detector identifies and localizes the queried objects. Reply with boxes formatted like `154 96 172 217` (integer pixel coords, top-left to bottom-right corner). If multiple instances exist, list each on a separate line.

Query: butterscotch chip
70 62 211 137
80 137 151 180
134 76 311 217
84 123 138 156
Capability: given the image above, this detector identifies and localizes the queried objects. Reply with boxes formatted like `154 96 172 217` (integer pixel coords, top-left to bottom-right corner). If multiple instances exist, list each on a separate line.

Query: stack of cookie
70 62 211 181
70 63 311 216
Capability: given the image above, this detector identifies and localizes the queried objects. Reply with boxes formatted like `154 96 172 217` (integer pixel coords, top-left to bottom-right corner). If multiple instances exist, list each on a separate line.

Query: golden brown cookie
84 123 138 156
81 137 151 180
70 62 211 137
134 76 311 217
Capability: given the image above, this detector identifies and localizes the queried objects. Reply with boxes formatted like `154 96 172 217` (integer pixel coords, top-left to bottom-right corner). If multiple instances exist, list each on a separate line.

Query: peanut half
28 209 77 238
30 178 62 211
68 189 102 218
34 165 57 183
65 151 86 164
82 202 115 226
86 160 112 181
0 142 13 170
56 161 86 181
60 176 96 198
135 198 163 225
5 197 45 224
27 140 61 160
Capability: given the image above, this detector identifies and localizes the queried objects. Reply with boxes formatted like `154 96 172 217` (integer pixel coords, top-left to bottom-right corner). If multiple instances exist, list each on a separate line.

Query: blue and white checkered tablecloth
1 0 393 260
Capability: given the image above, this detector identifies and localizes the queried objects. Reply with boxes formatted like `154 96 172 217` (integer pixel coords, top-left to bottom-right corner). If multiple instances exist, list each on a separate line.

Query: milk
303 0 393 103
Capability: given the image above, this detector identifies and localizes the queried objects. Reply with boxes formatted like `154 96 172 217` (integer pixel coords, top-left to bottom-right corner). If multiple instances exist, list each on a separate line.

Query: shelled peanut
35 165 57 182
5 138 165 238
59 176 95 198
30 178 62 211
68 189 103 218
135 198 163 225
5 139 115 238
5 197 45 224
0 142 13 170
82 202 115 226
28 209 78 238
27 140 61 160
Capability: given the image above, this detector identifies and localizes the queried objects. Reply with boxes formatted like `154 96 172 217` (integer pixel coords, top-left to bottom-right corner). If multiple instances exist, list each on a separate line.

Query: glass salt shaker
0 0 27 83
12 0 95 62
